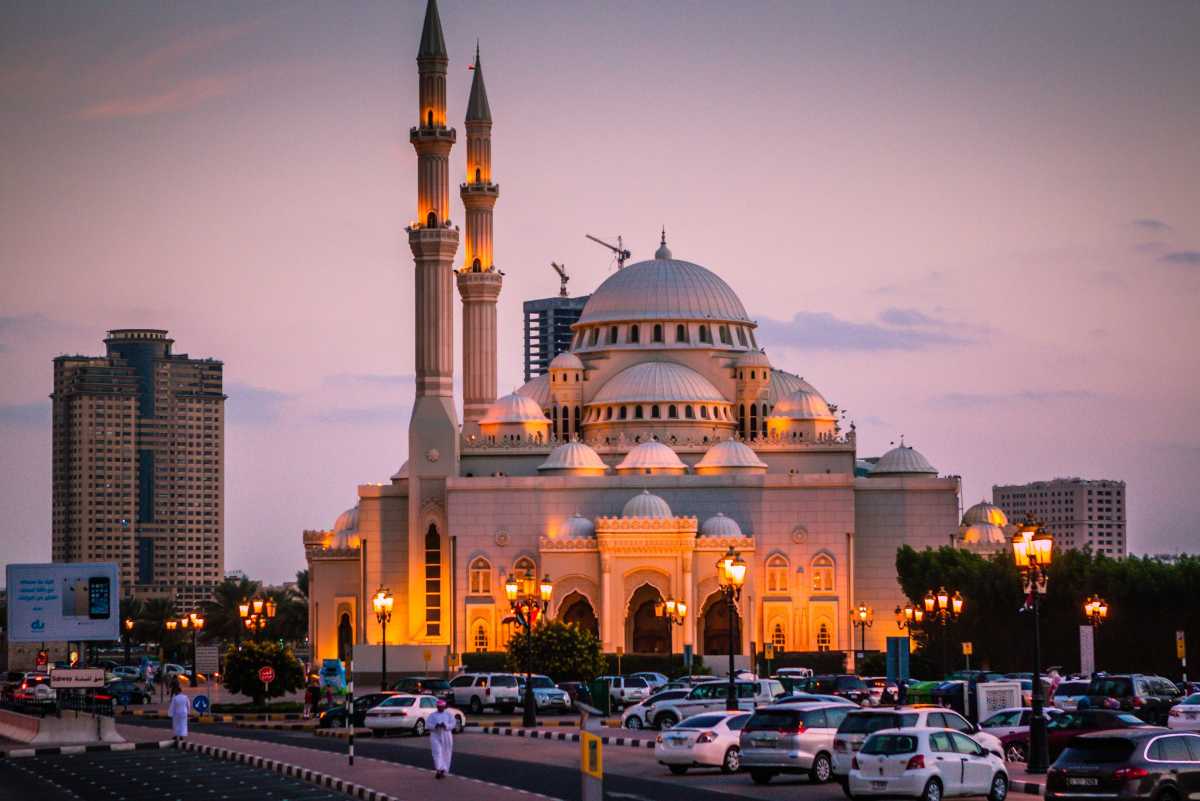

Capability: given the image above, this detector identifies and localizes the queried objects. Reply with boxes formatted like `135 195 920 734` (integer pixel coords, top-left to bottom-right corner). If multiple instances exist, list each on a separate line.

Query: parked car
848 727 1009 801
832 707 1003 782
979 707 1062 739
775 693 859 707
364 694 465 736
631 672 669 691
863 677 900 706
808 675 872 705
623 689 691 729
161 663 188 681
447 673 521 714
1083 674 1182 726
596 675 650 711
317 692 399 729
999 709 1154 763
740 702 852 784
109 666 141 682
106 680 152 705
776 667 815 680
649 679 787 729
519 675 572 712
391 676 452 701
1052 680 1091 711
1168 693 1200 731
559 681 593 707
1046 730 1200 801
13 673 55 703
656 711 750 774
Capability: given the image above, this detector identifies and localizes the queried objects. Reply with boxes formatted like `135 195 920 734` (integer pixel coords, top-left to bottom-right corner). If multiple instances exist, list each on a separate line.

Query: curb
1012 779 1046 797
236 720 316 731
179 740 398 801
2 739 175 759
475 725 656 749
315 728 372 739
464 719 620 729
128 710 305 722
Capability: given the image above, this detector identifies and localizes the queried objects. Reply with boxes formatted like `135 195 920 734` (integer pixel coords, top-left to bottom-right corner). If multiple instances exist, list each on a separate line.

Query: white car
110 666 141 681
1051 679 1091 711
623 689 691 729
649 679 786 729
1168 693 1200 730
631 672 669 691
597 675 651 711
978 707 1061 739
447 672 522 714
655 711 750 775
364 694 465 736
523 675 572 712
833 707 1003 781
849 727 1009 801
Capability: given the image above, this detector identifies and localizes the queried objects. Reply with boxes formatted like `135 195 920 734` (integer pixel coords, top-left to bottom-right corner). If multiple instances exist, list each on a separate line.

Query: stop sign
258 666 275 684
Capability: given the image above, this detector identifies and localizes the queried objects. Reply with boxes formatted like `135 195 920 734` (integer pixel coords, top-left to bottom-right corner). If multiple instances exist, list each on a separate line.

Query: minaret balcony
460 181 499 196
409 126 457 144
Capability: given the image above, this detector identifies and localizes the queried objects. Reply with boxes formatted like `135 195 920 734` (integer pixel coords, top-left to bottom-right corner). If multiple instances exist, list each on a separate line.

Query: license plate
1188 713 1197 720
871 781 888 790
1068 778 1099 786
669 737 687 746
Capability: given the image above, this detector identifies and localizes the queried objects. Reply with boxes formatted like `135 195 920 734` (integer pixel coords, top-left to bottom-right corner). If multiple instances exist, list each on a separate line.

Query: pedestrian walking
427 699 456 779
168 681 191 745
304 680 319 719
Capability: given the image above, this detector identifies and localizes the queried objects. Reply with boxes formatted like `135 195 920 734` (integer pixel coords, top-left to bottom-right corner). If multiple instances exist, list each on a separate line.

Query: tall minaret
456 43 502 432
405 0 457 644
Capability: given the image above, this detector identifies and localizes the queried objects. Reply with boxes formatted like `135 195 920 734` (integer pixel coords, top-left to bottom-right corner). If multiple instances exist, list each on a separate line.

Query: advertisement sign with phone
6 563 121 642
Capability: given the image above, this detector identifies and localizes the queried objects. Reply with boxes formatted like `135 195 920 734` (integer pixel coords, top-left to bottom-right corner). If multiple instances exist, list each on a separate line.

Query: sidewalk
120 724 560 801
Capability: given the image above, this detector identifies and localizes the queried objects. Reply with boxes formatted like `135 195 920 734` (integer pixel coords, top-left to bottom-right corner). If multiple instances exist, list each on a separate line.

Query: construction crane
585 234 631 270
551 262 569 297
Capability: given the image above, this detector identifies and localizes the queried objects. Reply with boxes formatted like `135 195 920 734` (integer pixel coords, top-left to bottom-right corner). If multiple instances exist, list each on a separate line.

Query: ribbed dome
622 490 673 519
329 505 360 549
480 392 549 424
557 513 596 539
592 361 726 405
773 388 836 421
578 257 751 325
961 522 1007 545
699 512 743 538
962 500 1008 528
549 351 584 370
869 445 938 476
516 373 551 408
695 439 768 471
735 350 772 368
538 441 607 473
768 369 820 405
615 440 687 472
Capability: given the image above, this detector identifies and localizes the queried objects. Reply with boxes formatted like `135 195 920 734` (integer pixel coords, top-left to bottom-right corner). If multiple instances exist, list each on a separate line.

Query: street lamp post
1012 517 1054 774
851 603 874 658
239 597 277 640
373 587 394 691
123 618 135 666
894 603 926 631
1084 595 1109 628
182 612 205 686
716 547 748 711
505 569 553 728
923 587 965 676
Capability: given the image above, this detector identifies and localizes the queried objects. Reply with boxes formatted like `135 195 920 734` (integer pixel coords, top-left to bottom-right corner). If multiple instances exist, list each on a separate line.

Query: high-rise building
523 294 589 382
52 329 225 607
992 478 1127 556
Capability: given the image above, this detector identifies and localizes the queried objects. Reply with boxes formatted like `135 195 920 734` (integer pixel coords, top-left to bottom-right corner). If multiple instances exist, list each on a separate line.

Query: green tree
264 586 307 645
506 620 606 682
222 640 304 705
201 576 262 646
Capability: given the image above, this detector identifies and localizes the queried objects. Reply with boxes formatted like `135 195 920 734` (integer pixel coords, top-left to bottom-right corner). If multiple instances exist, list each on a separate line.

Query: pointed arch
766 553 789 594
468 556 492 595
810 552 835 593
424 524 442 636
472 620 490 652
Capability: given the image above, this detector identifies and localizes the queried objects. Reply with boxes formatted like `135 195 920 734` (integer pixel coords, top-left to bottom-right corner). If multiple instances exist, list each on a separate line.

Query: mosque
302 0 1006 676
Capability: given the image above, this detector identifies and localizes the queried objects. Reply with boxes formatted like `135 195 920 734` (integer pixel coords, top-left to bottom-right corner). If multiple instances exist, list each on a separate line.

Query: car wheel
668 765 689 775
1004 742 1027 763
921 777 943 801
750 769 776 785
656 712 679 730
413 719 426 737
625 716 643 730
1156 789 1180 801
839 777 853 799
454 715 465 734
469 696 483 714
721 746 741 774
810 752 833 783
988 773 1009 801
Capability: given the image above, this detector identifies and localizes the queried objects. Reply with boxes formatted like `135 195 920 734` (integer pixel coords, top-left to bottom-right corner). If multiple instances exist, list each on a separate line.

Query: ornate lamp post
123 617 135 666
1012 516 1054 774
1084 595 1109 628
372 587 394 690
181 612 205 686
505 568 553 727
894 602 926 630
654 596 688 627
716 546 747 711
850 603 874 657
923 587 964 676
239 597 277 640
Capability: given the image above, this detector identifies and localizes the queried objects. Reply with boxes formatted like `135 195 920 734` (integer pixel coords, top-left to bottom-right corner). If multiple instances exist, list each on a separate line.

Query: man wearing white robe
427 700 456 778
168 684 191 743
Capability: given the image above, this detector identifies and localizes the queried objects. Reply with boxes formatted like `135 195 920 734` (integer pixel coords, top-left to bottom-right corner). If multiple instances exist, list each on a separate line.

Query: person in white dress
168 682 191 744
427 699 456 779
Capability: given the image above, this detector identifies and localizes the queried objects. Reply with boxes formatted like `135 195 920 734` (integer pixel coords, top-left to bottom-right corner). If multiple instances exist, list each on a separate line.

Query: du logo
31 619 45 632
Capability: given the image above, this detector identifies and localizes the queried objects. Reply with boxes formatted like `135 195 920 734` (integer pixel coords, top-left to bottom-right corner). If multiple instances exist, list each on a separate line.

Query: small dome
328 505 360 549
695 439 768 471
592 361 726 405
962 500 1008 528
615 440 687 472
773 388 836 421
961 522 1007 545
735 350 772 369
622 490 673 519
391 461 409 481
699 512 743 538
768 369 820 405
480 392 549 425
538 441 607 474
549 351 584 370
516 373 552 408
557 513 596 539
869 444 938 476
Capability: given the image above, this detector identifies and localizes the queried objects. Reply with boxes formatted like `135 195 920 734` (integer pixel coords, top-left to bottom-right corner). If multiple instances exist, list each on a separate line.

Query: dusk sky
3 1 1198 584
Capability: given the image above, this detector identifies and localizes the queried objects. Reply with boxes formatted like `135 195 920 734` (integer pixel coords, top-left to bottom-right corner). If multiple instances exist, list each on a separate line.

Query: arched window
699 325 711 343
604 407 613 421
736 327 748 346
766 554 788 593
561 406 570 434
472 257 481 271
772 622 786 650
668 404 678 419
574 406 581 430
676 324 688 343
513 556 536 578
618 406 627 420
427 109 433 127
719 325 731 345
472 621 489 652
685 405 695 419
469 557 491 594
749 404 758 436
816 622 832 652
700 406 710 419
426 210 437 227
651 404 661 419
629 325 640 343
738 405 746 432
474 167 481 183
608 326 618 344
425 525 442 637
653 324 663 343
588 329 599 346
634 405 644 419
811 554 835 593
760 403 768 437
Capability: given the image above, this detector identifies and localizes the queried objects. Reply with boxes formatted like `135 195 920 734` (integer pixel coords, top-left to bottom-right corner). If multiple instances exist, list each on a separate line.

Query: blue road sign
192 694 210 713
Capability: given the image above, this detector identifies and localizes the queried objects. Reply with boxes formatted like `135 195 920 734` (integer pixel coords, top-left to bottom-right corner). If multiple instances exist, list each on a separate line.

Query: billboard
6 563 121 643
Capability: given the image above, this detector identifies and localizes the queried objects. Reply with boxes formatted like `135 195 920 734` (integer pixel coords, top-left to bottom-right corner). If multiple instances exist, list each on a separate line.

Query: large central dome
578 257 751 325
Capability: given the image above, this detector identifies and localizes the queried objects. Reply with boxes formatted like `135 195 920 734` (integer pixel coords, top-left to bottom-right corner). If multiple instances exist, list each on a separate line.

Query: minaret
456 42 502 432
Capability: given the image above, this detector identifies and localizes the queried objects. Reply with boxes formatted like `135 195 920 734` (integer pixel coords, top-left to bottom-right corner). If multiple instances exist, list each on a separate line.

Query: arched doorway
626 584 669 654
337 612 353 662
700 593 741 656
559 592 599 638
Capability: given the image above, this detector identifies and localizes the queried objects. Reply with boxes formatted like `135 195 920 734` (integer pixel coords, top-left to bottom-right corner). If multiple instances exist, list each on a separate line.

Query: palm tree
119 597 145 664
139 597 180 663
294 569 309 603
264 586 307 645
201 576 261 647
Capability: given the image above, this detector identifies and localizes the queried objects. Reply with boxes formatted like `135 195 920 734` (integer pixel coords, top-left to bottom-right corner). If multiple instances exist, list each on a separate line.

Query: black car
107 680 152 705
391 677 452 701
1046 730 1200 801
807 675 870 705
317 692 398 729
559 682 593 707
1084 674 1182 726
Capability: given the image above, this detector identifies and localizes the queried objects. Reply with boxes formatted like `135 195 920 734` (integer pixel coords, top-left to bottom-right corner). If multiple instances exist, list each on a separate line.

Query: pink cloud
75 72 247 120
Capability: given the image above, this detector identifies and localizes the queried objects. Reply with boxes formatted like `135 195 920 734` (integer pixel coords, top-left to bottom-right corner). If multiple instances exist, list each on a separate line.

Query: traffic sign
764 643 775 660
258 666 276 684
962 642 974 656
192 694 210 713
1178 631 1187 660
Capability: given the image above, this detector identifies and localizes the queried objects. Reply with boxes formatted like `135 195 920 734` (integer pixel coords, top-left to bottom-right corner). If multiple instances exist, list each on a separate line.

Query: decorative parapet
539 536 599 552
460 430 854 454
594 515 698 531
693 535 755 552
302 528 361 559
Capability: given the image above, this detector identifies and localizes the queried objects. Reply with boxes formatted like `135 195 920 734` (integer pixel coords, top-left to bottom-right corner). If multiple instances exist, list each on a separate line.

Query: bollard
578 703 603 801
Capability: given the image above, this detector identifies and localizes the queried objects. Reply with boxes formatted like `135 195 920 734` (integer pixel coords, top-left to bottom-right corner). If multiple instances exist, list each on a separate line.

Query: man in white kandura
168 681 191 744
427 699 456 779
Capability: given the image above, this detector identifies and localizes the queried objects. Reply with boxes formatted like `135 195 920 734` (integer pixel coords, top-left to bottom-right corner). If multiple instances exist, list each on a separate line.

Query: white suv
832 707 1003 782
447 672 521 714
597 675 651 711
650 679 786 729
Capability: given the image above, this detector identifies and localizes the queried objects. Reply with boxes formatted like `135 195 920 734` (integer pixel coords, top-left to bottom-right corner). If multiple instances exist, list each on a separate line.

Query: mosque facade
303 0 976 674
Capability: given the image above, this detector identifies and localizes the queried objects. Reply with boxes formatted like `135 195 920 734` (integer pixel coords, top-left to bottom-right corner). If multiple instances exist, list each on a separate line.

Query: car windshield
678 714 729 729
839 712 917 734
531 677 555 689
862 734 918 755
646 691 686 705
1181 694 1200 705
1089 677 1133 696
1056 682 1090 695
422 679 450 690
1116 714 1145 725
745 710 800 731
492 676 518 687
626 677 648 688
836 676 867 690
1058 738 1136 764
381 696 415 707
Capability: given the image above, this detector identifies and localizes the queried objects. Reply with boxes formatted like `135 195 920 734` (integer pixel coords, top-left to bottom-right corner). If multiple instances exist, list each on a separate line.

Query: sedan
655 711 750 775
849 727 1009 801
623 689 690 729
999 710 1153 763
364 694 465 736
1167 692 1200 731
979 707 1062 739
317 692 398 729
106 680 152 705
775 692 858 707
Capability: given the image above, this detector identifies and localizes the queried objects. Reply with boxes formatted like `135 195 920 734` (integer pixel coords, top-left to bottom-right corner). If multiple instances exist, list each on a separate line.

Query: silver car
739 702 851 784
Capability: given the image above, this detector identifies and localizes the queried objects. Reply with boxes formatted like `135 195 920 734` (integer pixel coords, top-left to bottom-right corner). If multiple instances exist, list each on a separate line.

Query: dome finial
654 228 672 260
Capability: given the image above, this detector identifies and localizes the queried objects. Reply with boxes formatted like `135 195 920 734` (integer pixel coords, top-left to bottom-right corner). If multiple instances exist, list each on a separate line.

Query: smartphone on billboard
63 578 87 617
88 576 112 620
